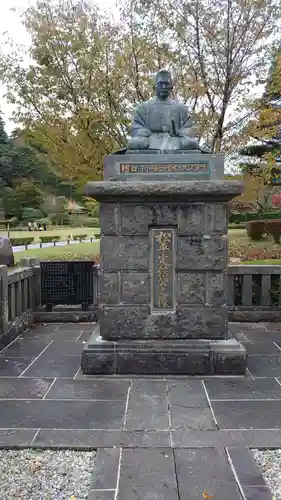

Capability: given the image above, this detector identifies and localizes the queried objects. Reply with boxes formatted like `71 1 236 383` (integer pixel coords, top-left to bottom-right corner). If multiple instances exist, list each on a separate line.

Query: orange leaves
202 492 215 499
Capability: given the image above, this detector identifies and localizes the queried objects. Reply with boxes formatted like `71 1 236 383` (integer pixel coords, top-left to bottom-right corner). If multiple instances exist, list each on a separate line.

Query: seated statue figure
127 69 199 151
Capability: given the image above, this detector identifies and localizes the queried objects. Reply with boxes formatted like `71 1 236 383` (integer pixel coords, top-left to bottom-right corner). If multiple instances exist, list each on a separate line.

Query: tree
0 0 169 185
121 0 281 152
3 181 44 219
0 116 81 219
239 44 281 187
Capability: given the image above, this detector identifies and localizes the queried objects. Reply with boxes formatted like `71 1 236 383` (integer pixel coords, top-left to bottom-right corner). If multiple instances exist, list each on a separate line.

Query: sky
0 0 117 132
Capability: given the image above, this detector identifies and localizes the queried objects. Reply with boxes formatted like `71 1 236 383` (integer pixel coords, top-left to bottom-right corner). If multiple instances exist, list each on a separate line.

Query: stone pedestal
81 153 247 375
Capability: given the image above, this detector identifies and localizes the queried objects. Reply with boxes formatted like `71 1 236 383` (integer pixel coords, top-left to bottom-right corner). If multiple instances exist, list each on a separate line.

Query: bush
228 223 246 229
246 219 281 243
94 233 100 239
264 220 281 244
39 236 61 244
229 211 281 223
10 237 34 248
86 217 99 227
246 220 265 241
22 207 44 220
73 234 88 241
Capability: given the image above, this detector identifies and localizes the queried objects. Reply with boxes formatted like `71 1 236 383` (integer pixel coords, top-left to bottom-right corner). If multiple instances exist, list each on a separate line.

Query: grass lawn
14 241 100 264
242 259 281 265
11 228 281 266
0 226 100 242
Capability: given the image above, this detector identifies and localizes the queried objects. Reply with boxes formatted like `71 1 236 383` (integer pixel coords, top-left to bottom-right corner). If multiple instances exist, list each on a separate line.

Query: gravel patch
252 449 281 500
0 449 95 500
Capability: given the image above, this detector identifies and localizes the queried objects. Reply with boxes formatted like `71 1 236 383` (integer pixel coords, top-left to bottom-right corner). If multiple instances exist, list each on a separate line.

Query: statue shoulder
132 101 149 117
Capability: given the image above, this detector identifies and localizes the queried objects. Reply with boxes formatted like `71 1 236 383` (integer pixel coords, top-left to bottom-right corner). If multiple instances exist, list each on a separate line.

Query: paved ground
0 321 280 499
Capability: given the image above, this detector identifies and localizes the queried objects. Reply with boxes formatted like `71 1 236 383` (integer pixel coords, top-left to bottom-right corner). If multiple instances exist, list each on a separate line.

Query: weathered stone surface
177 273 205 304
81 340 115 375
212 339 247 374
99 203 120 235
0 238 14 267
178 235 226 270
206 272 226 305
85 180 243 202
122 273 149 304
81 334 247 375
206 203 227 233
100 306 150 340
101 236 148 270
176 306 227 339
99 272 119 304
99 305 227 340
178 204 205 234
121 204 178 235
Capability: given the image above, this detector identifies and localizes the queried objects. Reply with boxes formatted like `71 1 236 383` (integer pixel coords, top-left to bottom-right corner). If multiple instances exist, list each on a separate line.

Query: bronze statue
127 69 199 151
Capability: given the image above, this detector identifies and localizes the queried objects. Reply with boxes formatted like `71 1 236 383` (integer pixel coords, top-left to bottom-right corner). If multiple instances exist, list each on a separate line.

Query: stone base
81 325 247 375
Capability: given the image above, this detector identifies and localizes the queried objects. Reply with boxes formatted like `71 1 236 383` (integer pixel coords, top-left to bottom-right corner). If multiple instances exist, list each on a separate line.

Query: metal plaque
40 261 95 306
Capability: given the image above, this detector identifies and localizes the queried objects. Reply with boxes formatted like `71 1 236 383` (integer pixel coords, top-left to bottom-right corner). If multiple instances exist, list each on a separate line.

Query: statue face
155 75 172 100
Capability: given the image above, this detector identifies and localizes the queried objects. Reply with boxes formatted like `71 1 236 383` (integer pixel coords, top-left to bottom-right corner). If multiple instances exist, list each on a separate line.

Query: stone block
100 204 120 235
122 273 149 304
206 272 226 306
100 305 150 340
212 339 248 374
176 306 227 339
178 235 226 270
101 236 149 270
206 203 227 234
99 304 227 340
121 205 151 235
81 332 247 375
0 238 14 267
115 344 211 375
178 204 205 234
81 343 115 375
177 273 205 304
121 204 178 235
99 272 119 304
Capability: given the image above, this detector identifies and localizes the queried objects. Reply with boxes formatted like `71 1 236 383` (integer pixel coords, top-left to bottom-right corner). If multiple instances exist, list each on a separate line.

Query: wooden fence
1 262 281 348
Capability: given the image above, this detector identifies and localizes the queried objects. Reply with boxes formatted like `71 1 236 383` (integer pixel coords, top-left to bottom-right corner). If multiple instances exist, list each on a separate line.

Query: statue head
154 69 173 101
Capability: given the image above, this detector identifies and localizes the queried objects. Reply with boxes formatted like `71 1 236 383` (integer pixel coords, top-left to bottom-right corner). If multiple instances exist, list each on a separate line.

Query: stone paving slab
118 449 178 500
45 379 130 400
212 400 281 429
204 378 281 399
124 380 169 431
175 448 242 500
0 400 126 429
1 321 281 499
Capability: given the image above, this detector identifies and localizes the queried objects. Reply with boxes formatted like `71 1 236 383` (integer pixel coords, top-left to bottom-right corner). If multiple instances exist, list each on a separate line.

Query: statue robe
131 97 194 138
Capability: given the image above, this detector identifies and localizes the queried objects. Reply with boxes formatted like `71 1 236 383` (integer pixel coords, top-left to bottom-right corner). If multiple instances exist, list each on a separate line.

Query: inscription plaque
151 228 175 311
40 261 95 308
120 163 209 174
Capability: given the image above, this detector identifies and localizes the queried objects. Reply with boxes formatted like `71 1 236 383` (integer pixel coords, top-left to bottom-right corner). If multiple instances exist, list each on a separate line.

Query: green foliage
228 223 246 230
39 235 61 243
13 241 100 265
229 211 281 223
3 182 44 219
73 234 88 241
246 219 281 243
10 237 34 247
246 221 265 241
21 207 44 220
94 233 100 239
